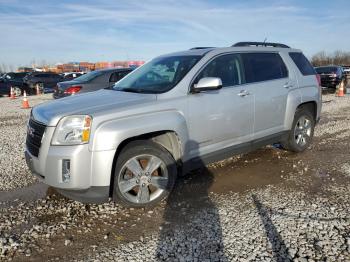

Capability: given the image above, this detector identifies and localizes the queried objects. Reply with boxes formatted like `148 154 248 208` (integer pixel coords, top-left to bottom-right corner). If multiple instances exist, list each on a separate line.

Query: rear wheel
13 86 22 97
35 82 44 94
282 109 315 152
113 140 177 208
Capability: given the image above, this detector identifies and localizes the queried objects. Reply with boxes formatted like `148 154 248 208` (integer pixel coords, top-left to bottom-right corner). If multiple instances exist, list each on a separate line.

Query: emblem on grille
28 126 35 138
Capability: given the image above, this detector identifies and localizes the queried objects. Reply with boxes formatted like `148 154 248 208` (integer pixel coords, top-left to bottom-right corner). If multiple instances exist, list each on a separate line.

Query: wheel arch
296 101 317 121
109 130 183 197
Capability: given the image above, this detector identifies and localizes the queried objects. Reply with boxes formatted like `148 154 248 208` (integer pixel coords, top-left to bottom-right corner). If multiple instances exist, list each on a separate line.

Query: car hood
32 89 157 126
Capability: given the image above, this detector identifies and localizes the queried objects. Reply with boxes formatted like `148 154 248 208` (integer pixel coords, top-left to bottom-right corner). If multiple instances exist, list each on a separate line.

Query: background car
61 72 85 81
315 65 346 91
53 68 133 99
23 72 63 93
0 72 30 96
343 66 350 78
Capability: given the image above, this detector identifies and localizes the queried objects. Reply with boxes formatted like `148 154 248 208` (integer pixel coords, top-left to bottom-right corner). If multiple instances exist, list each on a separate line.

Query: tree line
2 51 350 73
311 51 350 67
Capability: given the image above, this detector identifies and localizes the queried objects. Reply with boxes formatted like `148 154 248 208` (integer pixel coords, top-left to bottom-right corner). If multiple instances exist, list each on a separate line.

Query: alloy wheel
294 116 312 147
117 154 169 204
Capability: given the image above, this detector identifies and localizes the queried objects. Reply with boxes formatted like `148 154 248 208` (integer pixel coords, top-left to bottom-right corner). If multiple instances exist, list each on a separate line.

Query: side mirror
192 77 222 92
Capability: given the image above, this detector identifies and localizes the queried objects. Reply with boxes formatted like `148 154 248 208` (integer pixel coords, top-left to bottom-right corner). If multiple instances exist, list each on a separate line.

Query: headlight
51 115 92 145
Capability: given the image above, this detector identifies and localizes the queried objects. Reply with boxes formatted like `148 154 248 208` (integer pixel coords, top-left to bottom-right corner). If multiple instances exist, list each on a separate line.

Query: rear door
85 71 110 92
241 52 292 139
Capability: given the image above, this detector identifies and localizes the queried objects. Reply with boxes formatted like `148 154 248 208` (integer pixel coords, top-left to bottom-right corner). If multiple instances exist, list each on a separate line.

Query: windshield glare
74 70 104 82
113 55 201 93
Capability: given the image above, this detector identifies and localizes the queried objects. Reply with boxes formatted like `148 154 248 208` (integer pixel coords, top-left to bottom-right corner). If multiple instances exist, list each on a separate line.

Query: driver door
187 53 254 159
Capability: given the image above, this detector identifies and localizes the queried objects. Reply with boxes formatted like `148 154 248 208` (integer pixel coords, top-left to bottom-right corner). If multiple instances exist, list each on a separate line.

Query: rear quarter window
242 53 288 83
289 52 315 76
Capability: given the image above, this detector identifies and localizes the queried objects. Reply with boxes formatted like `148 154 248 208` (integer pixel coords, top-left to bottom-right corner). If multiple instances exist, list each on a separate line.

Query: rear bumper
53 92 70 99
320 78 341 88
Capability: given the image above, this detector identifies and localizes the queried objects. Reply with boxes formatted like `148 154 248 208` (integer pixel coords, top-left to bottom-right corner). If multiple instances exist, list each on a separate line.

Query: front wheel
282 109 315 152
113 140 177 208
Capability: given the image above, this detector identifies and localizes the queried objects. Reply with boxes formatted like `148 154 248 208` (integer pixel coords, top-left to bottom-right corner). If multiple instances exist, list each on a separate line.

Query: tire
13 86 22 97
35 82 44 94
113 140 177 208
281 108 315 152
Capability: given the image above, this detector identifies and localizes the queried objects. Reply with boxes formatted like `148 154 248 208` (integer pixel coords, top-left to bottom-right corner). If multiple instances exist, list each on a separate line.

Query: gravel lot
0 94 349 261
0 94 52 190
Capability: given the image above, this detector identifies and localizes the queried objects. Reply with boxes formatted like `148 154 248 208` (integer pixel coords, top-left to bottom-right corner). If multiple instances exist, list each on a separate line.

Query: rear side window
289 52 315 76
109 72 119 82
242 53 288 83
110 71 130 82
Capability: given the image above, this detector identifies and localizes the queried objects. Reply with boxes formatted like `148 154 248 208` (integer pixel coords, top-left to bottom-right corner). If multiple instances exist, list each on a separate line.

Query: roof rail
189 47 215 50
232 42 290 48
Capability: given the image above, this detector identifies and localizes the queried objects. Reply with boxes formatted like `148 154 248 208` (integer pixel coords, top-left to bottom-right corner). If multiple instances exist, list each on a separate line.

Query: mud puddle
208 147 291 194
0 183 49 207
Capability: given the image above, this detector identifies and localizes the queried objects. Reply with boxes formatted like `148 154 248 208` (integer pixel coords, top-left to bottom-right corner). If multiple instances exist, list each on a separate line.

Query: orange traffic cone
10 87 16 99
336 81 345 97
22 91 30 109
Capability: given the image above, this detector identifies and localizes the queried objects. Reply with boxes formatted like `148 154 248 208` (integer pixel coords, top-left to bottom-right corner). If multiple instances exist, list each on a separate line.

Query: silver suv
25 42 321 207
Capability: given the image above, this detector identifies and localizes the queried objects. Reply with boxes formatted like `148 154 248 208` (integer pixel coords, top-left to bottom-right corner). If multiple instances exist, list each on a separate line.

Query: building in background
127 61 145 68
17 60 145 73
17 67 34 72
79 62 95 72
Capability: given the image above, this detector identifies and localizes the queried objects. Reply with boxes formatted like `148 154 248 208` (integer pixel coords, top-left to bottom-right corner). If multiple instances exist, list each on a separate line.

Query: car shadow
252 194 289 261
155 140 227 261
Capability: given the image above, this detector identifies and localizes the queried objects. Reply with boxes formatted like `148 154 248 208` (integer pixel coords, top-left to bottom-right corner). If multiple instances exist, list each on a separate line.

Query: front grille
26 118 46 157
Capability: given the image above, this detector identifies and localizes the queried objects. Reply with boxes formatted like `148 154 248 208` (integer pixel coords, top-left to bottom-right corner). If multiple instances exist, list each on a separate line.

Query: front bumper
25 126 115 203
56 187 110 204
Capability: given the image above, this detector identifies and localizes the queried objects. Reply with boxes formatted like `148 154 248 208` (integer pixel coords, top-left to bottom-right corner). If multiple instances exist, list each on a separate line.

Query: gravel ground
0 94 52 190
0 93 349 261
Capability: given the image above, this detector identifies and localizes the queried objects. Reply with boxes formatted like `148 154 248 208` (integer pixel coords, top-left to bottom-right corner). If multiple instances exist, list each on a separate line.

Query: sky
0 0 349 68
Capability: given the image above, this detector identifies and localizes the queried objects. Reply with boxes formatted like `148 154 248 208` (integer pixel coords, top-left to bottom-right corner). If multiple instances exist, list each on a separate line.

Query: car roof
31 72 59 75
97 67 133 73
159 45 302 58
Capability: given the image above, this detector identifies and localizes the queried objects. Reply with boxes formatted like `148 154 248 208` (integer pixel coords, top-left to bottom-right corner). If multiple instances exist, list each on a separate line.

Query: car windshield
315 67 338 74
113 55 201 94
73 70 104 82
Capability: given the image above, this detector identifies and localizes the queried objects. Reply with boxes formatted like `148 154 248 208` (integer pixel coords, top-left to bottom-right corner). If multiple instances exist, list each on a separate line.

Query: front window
113 55 201 94
194 54 245 87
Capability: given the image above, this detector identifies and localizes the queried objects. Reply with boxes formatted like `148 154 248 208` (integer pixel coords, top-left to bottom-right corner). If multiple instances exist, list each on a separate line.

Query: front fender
91 110 189 152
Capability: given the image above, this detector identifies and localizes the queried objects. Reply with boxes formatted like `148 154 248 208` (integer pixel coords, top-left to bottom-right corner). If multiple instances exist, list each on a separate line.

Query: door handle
283 83 293 89
237 90 251 97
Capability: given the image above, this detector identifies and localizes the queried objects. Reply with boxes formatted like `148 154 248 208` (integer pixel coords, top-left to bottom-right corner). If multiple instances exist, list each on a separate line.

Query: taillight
64 86 82 94
316 74 321 87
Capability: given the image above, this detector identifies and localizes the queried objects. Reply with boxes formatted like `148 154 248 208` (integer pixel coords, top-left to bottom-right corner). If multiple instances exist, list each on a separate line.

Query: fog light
62 159 71 183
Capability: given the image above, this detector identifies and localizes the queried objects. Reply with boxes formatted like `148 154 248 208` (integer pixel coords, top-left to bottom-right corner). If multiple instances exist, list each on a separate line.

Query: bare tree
312 50 350 66
1 63 8 73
